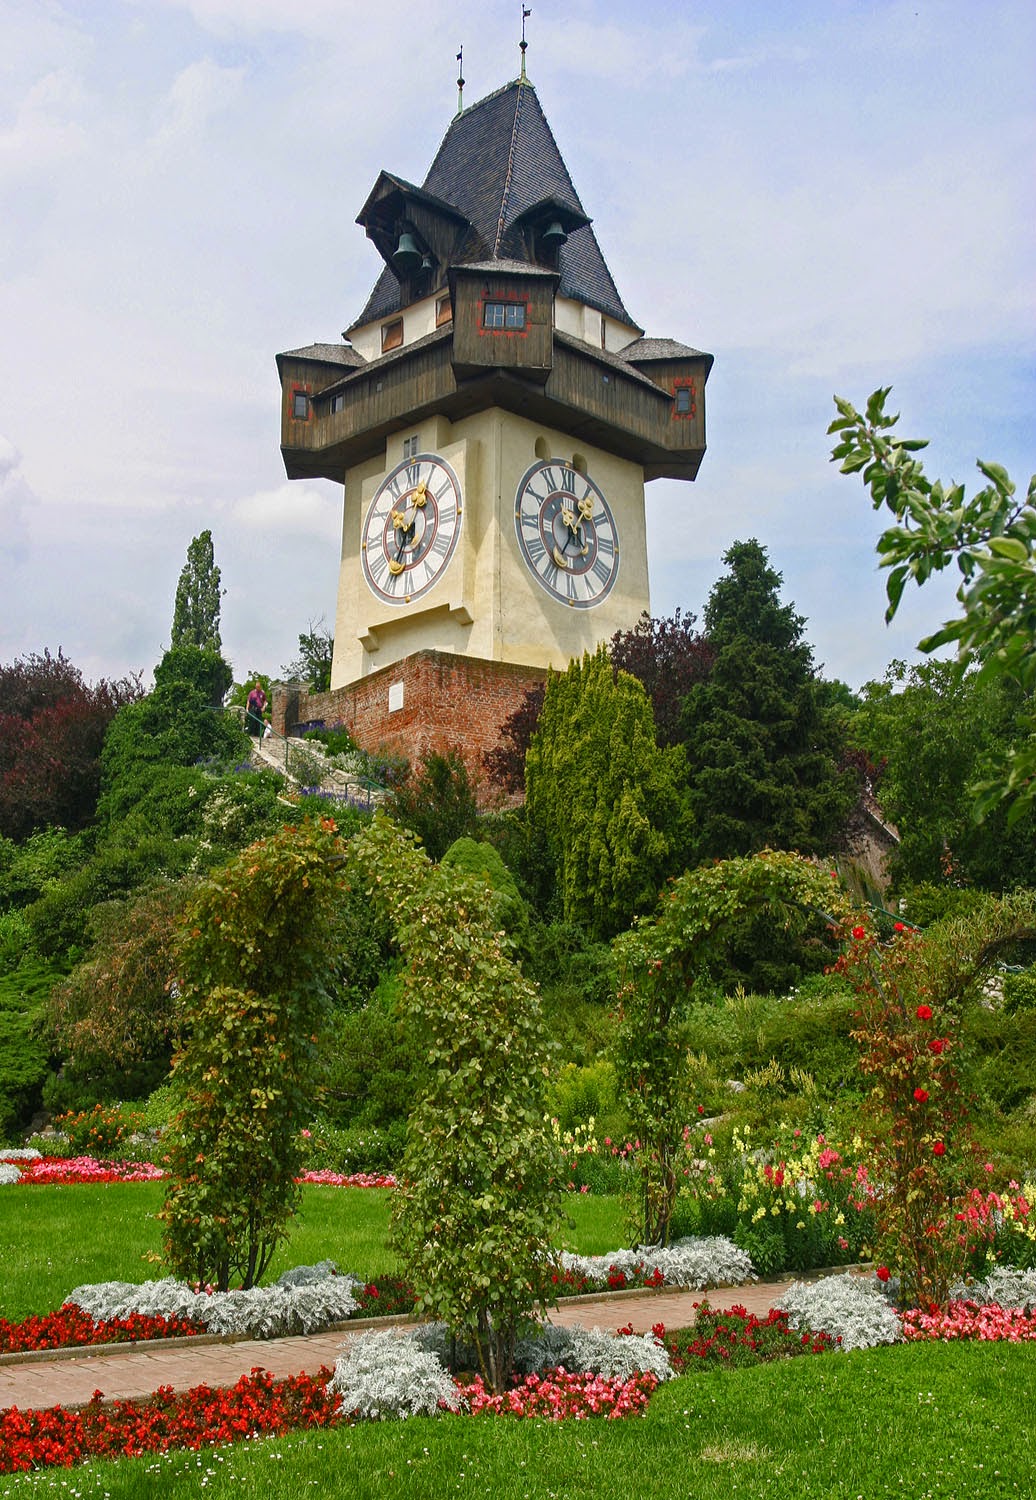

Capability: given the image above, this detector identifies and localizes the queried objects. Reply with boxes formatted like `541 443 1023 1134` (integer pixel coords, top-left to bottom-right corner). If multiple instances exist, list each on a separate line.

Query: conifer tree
525 647 689 939
681 539 853 862
170 530 223 654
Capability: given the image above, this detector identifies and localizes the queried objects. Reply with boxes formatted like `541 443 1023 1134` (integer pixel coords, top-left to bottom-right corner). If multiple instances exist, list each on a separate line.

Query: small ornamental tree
344 816 563 1393
614 851 852 1246
160 819 342 1290
836 893 1036 1308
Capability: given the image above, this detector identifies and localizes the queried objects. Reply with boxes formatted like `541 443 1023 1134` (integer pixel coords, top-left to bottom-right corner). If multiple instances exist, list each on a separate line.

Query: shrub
778 1272 903 1351
53 1103 146 1158
326 1329 462 1419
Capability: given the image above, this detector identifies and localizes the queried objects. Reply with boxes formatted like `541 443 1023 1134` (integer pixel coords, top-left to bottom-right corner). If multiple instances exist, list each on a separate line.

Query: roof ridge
493 82 526 257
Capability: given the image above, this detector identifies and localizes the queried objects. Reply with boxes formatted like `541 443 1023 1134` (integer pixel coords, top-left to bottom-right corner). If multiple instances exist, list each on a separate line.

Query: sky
1 0 1033 693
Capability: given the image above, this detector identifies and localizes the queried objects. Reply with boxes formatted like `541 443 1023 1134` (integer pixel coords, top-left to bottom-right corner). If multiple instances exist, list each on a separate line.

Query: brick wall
272 651 546 803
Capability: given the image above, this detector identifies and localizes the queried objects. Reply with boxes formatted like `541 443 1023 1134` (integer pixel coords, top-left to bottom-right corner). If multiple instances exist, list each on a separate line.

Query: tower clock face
514 460 619 608
361 453 463 604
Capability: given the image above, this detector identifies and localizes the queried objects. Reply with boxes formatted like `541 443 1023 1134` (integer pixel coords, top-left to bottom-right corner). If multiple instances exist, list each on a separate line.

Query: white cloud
151 56 247 146
231 482 340 538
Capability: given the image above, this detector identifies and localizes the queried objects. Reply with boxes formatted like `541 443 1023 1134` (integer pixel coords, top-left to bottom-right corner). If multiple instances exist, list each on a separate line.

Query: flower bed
902 1301 1036 1343
0 1153 398 1189
464 1369 657 1418
0 1308 204 1356
0 1366 340 1474
662 1305 839 1369
4 1156 166 1185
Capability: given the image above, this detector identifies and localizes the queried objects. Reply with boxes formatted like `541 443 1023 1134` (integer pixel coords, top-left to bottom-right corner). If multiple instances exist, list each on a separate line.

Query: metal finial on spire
520 6 531 82
456 45 464 114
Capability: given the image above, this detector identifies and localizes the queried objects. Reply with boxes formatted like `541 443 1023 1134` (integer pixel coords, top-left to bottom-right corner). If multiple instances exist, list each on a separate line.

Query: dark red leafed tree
609 609 714 747
0 651 140 840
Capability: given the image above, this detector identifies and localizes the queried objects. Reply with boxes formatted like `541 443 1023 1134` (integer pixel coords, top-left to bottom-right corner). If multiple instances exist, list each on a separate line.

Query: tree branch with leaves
830 389 1036 822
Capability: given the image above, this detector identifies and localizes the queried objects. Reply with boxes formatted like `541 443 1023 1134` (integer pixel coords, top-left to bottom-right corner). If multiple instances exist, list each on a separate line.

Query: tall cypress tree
171 530 223 654
681 539 853 863
525 647 690 939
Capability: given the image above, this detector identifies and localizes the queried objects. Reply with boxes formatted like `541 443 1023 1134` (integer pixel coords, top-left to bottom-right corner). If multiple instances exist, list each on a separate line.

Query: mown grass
2 1342 1033 1497
0 1187 625 1321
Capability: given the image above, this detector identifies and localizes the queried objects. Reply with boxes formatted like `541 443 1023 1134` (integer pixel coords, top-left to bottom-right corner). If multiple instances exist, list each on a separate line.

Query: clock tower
275 75 712 776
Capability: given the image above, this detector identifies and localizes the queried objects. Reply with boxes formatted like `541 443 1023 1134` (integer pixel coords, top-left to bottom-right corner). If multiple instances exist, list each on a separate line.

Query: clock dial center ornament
514 460 619 607
362 455 462 603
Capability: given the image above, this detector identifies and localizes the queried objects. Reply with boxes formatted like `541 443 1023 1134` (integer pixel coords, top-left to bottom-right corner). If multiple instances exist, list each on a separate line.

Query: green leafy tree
154 644 232 709
389 749 478 862
853 660 1036 893
47 879 188 1087
830 388 1036 821
614 851 851 1246
160 819 342 1290
281 618 334 694
681 540 855 863
526 648 690 940
170 530 224 654
344 816 563 1393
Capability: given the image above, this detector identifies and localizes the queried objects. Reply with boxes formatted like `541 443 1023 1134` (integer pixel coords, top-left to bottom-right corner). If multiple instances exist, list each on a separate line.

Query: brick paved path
0 1278 800 1412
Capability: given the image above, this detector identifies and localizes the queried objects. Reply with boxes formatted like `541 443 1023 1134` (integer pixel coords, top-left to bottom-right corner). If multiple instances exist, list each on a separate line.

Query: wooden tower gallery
274 64 713 778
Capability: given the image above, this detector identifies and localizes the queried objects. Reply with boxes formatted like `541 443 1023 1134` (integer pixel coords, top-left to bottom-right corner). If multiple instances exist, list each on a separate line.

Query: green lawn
2 1342 1033 1497
0 1186 626 1320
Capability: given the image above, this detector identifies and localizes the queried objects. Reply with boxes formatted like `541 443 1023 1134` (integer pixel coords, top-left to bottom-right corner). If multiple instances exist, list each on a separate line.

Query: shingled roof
352 79 640 333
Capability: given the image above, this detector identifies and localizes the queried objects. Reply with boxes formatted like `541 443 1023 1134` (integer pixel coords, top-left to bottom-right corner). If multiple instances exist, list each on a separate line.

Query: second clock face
514 460 619 608
361 453 463 604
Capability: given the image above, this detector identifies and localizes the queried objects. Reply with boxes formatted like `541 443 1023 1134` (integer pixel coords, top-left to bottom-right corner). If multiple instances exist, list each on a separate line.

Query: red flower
851 925 866 940
916 1004 933 1020
933 1141 946 1157
913 1087 929 1103
894 921 906 932
875 1266 890 1283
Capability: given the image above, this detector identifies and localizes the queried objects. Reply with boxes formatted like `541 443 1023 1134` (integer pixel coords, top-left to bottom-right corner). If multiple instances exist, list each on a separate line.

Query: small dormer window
382 318 404 353
483 301 526 331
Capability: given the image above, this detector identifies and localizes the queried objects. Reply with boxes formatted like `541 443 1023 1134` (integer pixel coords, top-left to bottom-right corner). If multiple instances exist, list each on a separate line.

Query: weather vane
456 44 464 114
520 6 531 82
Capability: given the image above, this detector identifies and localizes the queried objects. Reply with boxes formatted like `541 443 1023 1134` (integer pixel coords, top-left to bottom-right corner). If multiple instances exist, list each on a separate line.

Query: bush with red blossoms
835 925 978 1308
462 1368 657 1419
662 1306 839 1370
0 1366 340 1474
902 1301 1036 1343
0 1306 204 1356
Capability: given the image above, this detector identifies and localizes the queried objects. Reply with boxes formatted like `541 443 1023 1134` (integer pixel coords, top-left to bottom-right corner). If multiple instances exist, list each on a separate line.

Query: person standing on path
246 680 267 737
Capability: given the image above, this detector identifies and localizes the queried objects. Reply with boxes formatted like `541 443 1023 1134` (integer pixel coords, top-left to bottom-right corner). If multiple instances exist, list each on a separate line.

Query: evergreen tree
525 647 690 939
170 530 223 654
681 540 854 862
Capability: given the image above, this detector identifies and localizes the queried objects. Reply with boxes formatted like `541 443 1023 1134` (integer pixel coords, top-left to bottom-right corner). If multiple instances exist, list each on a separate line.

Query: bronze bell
392 231 422 273
540 219 568 251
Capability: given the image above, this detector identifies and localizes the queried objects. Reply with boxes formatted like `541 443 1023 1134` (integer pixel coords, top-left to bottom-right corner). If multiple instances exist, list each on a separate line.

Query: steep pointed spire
351 79 640 334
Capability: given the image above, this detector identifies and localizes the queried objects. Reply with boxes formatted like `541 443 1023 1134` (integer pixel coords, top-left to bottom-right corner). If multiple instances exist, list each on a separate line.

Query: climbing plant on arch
613 850 853 1246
